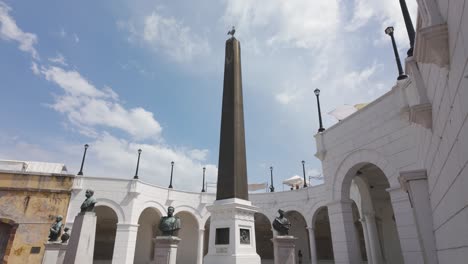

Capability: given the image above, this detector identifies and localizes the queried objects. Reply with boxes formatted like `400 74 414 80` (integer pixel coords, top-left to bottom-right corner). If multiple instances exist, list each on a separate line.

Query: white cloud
31 61 39 75
223 0 340 50
275 91 297 105
73 33 79 43
121 11 210 63
0 1 38 59
346 0 418 46
48 53 68 66
40 66 163 140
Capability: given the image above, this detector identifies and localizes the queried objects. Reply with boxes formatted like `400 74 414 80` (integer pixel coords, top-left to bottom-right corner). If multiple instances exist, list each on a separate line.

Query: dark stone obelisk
216 36 249 201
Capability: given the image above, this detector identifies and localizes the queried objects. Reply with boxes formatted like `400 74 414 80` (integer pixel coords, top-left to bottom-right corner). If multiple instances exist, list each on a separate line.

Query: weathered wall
0 172 73 264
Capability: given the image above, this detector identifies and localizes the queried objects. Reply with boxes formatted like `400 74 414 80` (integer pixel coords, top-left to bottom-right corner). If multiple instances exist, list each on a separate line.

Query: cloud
223 0 340 50
40 66 163 140
48 53 68 66
275 91 298 105
346 0 418 46
31 61 40 75
120 11 210 63
0 1 38 59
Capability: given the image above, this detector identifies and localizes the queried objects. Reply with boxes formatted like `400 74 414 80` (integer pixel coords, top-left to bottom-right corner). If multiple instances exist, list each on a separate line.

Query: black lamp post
77 144 89 176
269 166 275 192
201 167 206 192
302 160 308 188
398 0 415 56
134 149 142 179
168 161 174 189
385 26 408 80
314 88 325 133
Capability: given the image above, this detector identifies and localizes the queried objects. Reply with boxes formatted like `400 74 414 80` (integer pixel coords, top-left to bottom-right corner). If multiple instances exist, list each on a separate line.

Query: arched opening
0 219 18 263
203 217 210 257
313 207 334 261
93 206 118 264
345 163 404 264
175 211 199 264
134 207 162 264
285 210 310 263
254 212 273 262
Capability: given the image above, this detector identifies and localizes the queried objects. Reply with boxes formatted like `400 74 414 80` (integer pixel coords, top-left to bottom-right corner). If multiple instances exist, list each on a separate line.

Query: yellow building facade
0 160 74 264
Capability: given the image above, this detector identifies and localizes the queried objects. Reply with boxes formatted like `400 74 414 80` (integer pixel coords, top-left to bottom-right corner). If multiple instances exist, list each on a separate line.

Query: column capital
306 226 315 231
399 169 428 192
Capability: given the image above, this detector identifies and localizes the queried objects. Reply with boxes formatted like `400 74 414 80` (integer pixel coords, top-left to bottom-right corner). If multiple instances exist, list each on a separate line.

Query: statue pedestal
63 212 97 264
42 242 67 264
271 236 297 264
152 236 181 264
204 198 261 264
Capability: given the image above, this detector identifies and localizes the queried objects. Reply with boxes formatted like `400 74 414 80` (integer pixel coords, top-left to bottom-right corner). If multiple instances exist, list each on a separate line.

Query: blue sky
0 0 417 192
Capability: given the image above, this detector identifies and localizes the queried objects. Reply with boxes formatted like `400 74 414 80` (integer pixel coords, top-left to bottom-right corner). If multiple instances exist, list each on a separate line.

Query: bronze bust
80 189 97 213
272 209 291 235
158 206 181 236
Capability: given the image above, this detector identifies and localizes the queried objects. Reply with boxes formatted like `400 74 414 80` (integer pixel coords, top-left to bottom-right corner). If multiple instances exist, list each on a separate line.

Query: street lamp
302 160 308 188
134 149 142 179
269 166 275 192
385 26 408 80
77 144 89 176
168 161 174 189
201 167 206 192
314 88 325 133
398 0 415 56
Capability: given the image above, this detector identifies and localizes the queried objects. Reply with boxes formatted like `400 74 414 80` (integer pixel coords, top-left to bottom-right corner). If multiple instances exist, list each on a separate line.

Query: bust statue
48 215 63 241
272 209 291 235
80 189 97 213
158 206 181 236
61 227 70 243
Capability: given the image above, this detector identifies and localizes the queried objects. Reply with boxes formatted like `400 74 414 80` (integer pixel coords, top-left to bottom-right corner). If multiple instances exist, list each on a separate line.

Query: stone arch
331 149 398 201
95 198 125 223
285 210 310 263
134 200 166 221
134 207 162 264
94 205 118 263
312 207 334 261
175 210 199 264
254 212 273 260
0 218 18 264
171 205 203 228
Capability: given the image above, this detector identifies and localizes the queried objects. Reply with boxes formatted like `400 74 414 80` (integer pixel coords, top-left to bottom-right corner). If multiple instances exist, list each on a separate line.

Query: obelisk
204 30 261 264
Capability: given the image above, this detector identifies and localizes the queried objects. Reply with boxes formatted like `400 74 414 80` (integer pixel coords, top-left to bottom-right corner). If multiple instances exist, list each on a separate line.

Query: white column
197 229 205 264
327 200 361 264
399 170 438 264
386 186 425 263
112 223 139 264
359 217 373 264
364 213 383 264
307 227 318 264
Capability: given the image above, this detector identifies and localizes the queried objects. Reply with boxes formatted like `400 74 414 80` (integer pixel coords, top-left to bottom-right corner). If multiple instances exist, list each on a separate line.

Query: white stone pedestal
63 212 97 264
57 243 68 264
152 236 181 264
42 243 61 264
271 236 297 264
204 198 261 264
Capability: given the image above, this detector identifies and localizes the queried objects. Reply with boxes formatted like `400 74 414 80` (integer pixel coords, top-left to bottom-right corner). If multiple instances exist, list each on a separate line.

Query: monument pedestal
152 236 181 264
63 212 97 264
42 242 67 264
271 236 297 264
204 198 261 264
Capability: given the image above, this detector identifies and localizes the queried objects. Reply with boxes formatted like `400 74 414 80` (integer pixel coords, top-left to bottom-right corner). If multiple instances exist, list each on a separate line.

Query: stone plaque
215 228 229 245
240 228 250 244
216 247 228 254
